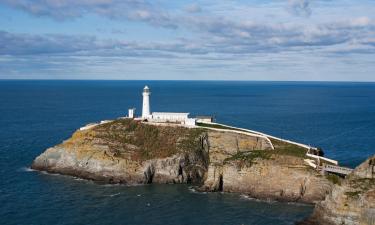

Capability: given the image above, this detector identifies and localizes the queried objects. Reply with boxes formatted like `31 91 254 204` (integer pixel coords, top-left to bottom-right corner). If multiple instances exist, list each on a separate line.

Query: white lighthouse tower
142 85 151 118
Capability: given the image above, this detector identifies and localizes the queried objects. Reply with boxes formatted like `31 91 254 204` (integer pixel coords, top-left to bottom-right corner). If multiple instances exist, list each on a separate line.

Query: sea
0 80 374 225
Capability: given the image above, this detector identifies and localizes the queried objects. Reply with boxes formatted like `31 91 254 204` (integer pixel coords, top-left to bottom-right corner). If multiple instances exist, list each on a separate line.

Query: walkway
320 164 353 176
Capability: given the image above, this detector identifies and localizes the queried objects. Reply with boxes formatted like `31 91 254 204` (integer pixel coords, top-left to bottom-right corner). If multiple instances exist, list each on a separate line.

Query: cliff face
300 155 375 225
32 119 209 184
201 132 331 203
32 119 331 203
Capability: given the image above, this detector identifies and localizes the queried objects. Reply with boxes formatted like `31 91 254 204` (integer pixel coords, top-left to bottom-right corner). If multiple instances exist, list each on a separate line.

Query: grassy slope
196 122 307 159
80 119 308 165
92 119 206 161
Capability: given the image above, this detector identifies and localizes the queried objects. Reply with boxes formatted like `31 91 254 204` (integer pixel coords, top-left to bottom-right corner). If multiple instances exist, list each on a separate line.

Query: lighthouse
142 85 151 118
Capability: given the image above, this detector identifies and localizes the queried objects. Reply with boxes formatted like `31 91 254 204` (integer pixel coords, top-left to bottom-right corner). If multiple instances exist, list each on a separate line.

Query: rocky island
31 118 375 224
31 86 374 224
32 118 333 203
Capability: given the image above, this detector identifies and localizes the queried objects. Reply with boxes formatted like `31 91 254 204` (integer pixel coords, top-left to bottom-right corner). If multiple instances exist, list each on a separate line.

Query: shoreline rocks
298 155 375 225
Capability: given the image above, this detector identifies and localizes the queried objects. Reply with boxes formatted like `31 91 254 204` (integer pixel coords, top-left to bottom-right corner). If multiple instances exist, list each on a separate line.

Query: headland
31 86 375 225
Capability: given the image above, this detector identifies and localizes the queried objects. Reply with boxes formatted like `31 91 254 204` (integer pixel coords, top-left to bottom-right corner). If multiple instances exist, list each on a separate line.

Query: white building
151 112 189 123
139 85 196 126
128 108 135 118
196 116 214 123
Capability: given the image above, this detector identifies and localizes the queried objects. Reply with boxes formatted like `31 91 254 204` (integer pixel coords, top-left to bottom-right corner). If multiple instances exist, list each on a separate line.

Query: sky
0 0 374 81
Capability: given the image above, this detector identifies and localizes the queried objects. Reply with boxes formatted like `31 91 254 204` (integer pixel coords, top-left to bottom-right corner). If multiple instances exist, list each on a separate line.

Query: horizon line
0 79 375 83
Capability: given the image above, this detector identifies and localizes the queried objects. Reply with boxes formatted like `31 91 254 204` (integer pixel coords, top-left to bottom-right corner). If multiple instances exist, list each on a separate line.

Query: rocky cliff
299 155 375 225
32 119 331 203
32 119 209 184
198 130 331 203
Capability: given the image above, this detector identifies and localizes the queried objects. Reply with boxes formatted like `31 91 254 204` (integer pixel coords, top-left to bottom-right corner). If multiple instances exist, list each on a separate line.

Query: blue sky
0 0 374 81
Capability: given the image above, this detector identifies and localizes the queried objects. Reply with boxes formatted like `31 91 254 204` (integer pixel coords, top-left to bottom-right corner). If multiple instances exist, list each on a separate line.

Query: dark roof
196 116 213 119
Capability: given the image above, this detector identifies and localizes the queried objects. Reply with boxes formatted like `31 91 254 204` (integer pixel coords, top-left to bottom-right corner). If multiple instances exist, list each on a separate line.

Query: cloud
183 15 375 55
0 31 99 55
288 0 312 17
185 4 202 13
0 30 208 58
1 15 374 59
0 0 178 28
1 0 374 80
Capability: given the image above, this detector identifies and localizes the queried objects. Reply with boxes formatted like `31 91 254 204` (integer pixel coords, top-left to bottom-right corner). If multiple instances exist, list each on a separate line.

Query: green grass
269 138 307 158
97 120 308 162
93 119 207 161
196 122 255 133
224 150 273 167
197 122 308 159
178 128 207 153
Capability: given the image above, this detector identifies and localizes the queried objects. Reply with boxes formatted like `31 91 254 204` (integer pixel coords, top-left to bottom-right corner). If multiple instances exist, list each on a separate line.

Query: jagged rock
299 155 375 225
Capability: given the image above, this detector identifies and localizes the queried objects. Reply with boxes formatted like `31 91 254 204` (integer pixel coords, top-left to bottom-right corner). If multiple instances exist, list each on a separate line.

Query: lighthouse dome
143 85 150 93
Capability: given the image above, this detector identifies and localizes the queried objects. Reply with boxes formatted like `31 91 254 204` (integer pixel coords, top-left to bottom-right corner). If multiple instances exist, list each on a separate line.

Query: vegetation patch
197 122 308 159
196 122 255 133
93 119 206 161
269 138 307 158
224 150 273 167
345 191 361 199
345 178 375 199
349 178 375 192
325 173 342 185
178 128 207 153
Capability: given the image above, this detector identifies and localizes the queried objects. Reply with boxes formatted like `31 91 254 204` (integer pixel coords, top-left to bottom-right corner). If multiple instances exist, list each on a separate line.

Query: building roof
197 115 213 119
152 112 189 116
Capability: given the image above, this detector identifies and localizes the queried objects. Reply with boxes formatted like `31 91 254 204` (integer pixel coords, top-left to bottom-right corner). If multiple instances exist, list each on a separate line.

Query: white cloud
0 0 178 28
1 0 375 80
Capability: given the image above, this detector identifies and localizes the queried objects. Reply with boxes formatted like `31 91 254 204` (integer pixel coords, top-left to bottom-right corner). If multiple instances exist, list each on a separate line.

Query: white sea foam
286 202 311 207
102 183 143 187
103 183 121 187
239 194 277 204
188 186 207 194
107 193 121 197
18 167 36 172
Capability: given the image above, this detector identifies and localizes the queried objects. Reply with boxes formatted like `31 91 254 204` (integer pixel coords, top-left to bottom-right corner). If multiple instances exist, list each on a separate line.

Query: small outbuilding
196 116 214 123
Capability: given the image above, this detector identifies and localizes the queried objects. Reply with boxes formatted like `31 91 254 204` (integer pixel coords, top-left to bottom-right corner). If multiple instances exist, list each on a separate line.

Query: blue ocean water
0 80 374 225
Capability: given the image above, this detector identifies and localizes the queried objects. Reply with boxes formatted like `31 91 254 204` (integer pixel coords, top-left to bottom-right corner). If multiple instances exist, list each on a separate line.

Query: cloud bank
0 0 374 80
